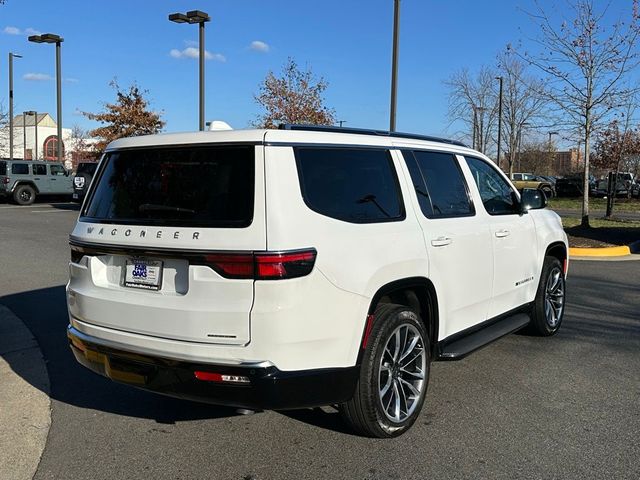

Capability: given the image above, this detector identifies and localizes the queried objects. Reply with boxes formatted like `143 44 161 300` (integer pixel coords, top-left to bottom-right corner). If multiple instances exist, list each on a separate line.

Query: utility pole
389 0 400 132
496 76 503 168
9 53 22 160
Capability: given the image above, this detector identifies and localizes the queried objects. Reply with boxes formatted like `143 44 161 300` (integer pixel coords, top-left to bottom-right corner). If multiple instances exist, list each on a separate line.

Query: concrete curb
0 304 51 480
569 240 640 260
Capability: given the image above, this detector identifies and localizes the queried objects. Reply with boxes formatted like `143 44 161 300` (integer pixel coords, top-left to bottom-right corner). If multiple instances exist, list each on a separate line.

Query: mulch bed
565 224 640 248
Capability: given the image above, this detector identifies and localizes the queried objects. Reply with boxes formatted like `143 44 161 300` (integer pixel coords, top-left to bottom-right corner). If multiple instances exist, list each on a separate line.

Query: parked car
66 125 568 438
72 161 99 203
0 159 73 205
511 172 555 198
592 172 636 198
555 174 597 197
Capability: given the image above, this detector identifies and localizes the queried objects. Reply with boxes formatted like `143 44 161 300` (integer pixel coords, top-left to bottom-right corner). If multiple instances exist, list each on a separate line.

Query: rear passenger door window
405 150 474 218
465 157 519 215
11 163 29 175
295 148 405 223
33 164 47 175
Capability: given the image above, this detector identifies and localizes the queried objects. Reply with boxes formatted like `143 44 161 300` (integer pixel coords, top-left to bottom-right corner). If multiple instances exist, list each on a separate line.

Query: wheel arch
545 241 567 264
359 277 439 362
12 181 40 194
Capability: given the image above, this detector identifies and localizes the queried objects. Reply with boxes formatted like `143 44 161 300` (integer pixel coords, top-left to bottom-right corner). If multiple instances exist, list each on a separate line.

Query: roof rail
278 124 468 148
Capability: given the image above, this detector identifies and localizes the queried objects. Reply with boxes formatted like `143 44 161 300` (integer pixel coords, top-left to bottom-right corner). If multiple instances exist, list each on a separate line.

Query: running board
437 313 530 361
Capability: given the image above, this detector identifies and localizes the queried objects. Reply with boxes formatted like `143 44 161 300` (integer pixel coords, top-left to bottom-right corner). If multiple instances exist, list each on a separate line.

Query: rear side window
11 163 29 175
295 147 405 223
33 164 47 175
82 145 255 228
405 151 474 218
0 162 6 176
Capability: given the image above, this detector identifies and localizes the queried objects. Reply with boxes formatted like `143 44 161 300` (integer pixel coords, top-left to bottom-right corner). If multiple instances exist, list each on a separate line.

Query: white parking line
31 209 77 213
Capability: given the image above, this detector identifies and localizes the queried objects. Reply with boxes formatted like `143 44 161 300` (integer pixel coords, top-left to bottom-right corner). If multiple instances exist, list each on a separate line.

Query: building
553 148 583 175
0 113 72 167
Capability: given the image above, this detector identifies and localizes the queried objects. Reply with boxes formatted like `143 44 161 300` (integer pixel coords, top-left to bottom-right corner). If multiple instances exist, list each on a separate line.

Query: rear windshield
0 162 5 176
82 145 255 228
77 163 98 175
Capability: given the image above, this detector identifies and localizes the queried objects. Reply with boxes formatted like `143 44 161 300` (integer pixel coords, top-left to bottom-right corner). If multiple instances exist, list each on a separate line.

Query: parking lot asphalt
1 202 639 480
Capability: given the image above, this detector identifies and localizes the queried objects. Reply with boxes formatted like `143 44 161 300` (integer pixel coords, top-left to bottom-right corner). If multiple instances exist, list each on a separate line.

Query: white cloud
23 73 53 81
169 47 226 62
3 26 42 36
249 40 270 53
65 77 79 83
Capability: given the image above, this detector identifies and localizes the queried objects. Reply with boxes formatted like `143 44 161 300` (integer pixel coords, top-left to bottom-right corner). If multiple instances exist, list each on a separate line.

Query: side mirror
521 188 547 212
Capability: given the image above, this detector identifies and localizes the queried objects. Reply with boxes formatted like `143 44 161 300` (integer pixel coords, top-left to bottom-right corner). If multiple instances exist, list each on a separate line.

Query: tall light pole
9 53 23 160
28 33 64 163
389 0 401 132
25 110 38 160
22 112 27 159
495 76 503 168
169 10 211 131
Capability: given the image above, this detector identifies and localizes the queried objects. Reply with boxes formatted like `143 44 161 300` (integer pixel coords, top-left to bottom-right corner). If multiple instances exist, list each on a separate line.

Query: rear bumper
67 326 359 410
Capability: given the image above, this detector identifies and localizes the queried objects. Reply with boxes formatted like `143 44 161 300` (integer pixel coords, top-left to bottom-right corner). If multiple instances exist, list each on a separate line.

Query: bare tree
0 103 9 154
68 124 96 162
253 58 336 128
496 53 550 176
445 67 498 155
517 0 640 227
83 80 165 153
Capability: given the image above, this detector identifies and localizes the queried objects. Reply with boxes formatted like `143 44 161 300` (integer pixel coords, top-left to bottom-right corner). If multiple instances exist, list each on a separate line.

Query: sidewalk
0 305 51 480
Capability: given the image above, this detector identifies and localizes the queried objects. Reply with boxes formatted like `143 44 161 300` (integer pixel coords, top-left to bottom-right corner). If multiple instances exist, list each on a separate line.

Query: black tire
340 303 430 438
13 184 36 206
528 256 566 336
541 185 554 199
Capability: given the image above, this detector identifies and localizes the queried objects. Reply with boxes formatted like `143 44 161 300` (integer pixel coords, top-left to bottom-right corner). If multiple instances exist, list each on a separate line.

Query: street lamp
27 110 38 160
389 0 401 132
23 111 37 159
169 10 211 131
495 76 503 168
28 33 64 163
9 52 23 160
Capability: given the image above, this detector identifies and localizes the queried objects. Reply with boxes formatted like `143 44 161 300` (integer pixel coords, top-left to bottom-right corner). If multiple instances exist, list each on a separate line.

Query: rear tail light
202 249 316 280
2 177 9 185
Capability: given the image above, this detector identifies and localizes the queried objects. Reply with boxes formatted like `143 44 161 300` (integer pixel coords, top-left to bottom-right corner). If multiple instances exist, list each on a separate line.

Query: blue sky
0 1 634 139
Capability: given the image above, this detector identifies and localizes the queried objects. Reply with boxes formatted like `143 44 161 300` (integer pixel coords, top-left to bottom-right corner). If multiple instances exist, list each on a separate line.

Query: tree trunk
581 122 590 228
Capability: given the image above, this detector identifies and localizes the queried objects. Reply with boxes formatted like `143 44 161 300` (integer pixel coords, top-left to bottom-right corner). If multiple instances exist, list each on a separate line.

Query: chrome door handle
431 236 452 247
495 229 510 238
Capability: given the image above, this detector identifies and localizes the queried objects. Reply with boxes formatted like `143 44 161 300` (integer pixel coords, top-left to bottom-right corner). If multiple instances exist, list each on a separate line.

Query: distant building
552 148 583 175
0 113 99 170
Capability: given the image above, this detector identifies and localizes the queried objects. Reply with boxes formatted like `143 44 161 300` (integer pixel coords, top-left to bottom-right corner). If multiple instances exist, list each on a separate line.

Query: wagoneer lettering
66 125 568 438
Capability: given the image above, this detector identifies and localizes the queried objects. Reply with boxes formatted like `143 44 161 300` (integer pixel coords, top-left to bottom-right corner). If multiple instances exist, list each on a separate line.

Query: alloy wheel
544 266 565 328
378 324 426 423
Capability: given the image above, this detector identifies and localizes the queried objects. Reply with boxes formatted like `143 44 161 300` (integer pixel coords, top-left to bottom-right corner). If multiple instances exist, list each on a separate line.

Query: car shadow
0 285 239 424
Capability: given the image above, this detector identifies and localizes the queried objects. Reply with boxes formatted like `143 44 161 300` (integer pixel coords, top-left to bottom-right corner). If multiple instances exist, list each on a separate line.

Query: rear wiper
139 204 195 214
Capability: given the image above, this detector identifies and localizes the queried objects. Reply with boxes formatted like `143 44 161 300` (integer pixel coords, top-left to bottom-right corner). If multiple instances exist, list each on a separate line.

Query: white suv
66 125 568 437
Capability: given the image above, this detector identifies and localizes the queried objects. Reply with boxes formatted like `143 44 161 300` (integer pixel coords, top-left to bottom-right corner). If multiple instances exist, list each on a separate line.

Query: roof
106 126 476 155
12 113 56 127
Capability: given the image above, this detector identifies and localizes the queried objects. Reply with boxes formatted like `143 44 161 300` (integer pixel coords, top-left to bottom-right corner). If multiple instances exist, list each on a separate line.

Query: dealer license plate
124 258 163 290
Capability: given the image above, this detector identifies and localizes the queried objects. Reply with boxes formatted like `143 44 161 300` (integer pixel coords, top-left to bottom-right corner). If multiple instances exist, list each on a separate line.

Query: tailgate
67 144 266 346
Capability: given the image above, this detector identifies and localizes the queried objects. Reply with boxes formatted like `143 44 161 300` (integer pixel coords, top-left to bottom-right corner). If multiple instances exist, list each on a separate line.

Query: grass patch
548 197 640 212
561 217 640 229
